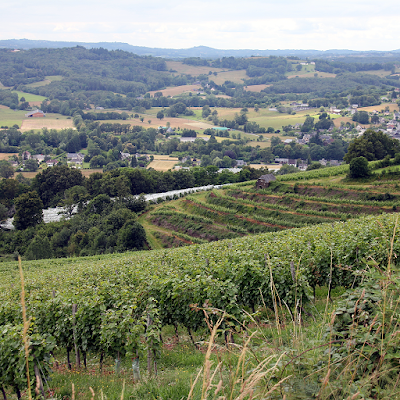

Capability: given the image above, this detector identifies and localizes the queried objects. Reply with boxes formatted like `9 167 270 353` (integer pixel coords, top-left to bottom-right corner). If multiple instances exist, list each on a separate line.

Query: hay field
360 104 399 112
212 70 248 85
147 159 177 171
166 61 225 75
81 169 102 177
20 118 75 131
249 163 282 170
244 84 271 92
0 153 17 160
147 85 203 97
151 155 179 161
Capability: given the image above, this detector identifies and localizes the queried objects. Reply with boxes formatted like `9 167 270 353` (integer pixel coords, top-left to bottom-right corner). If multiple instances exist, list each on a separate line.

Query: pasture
11 91 47 102
0 108 28 128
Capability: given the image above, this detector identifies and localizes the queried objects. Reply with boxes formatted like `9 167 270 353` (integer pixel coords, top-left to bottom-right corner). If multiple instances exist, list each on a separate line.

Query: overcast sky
1 0 399 51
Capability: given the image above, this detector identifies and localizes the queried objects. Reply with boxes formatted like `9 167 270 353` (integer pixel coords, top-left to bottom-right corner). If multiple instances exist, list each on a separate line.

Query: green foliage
0 323 54 397
0 160 14 178
32 165 85 208
348 156 371 179
344 129 400 163
13 191 43 230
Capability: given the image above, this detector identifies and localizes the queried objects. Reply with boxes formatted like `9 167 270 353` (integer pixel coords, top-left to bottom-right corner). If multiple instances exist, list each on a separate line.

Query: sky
1 0 399 51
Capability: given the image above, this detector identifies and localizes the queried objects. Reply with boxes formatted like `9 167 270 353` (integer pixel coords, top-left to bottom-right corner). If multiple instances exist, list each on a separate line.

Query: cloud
1 0 400 50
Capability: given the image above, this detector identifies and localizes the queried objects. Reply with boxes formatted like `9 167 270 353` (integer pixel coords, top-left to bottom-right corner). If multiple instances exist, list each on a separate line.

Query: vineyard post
33 364 45 398
1 385 7 400
147 313 153 376
72 304 80 368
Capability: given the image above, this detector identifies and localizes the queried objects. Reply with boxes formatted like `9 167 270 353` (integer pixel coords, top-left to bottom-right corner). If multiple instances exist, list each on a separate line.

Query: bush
348 156 370 179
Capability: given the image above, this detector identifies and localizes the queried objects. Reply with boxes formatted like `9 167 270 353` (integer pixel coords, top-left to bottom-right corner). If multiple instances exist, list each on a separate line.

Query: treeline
263 73 400 97
0 193 147 259
314 59 397 74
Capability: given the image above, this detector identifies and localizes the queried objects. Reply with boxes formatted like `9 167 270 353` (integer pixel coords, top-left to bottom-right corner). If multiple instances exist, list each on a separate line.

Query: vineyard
1 212 400 398
3 161 400 398
142 161 400 248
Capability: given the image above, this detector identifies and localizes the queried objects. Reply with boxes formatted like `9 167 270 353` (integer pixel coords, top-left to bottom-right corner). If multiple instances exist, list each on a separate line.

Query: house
46 159 59 167
120 152 131 160
298 162 308 171
275 158 289 164
32 154 45 162
329 160 342 167
22 151 31 160
256 174 276 189
25 109 45 118
236 160 246 167
180 137 197 143
67 153 84 161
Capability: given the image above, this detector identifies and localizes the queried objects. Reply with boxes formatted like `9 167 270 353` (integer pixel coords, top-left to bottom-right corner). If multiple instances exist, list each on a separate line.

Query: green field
11 90 47 102
0 108 28 128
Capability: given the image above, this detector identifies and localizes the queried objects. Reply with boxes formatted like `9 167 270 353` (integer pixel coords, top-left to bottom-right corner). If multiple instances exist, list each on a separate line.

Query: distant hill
1 39 400 59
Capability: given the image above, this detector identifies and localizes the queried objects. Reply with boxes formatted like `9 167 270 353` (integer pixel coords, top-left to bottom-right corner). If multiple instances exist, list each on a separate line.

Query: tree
117 220 147 251
0 160 14 178
352 111 369 125
371 115 380 124
32 165 85 208
348 156 370 179
13 191 43 230
301 116 314 132
24 159 38 172
344 129 400 163
156 111 164 120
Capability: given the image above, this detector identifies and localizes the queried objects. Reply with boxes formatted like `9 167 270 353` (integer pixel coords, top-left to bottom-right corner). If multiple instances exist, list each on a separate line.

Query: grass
11 91 47 102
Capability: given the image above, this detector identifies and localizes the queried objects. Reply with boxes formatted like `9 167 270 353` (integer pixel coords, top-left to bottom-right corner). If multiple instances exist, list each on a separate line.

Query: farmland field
11 90 47 102
147 85 204 97
211 69 248 85
0 108 29 128
244 84 271 92
0 152 17 160
147 159 178 171
20 116 75 131
165 61 225 75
